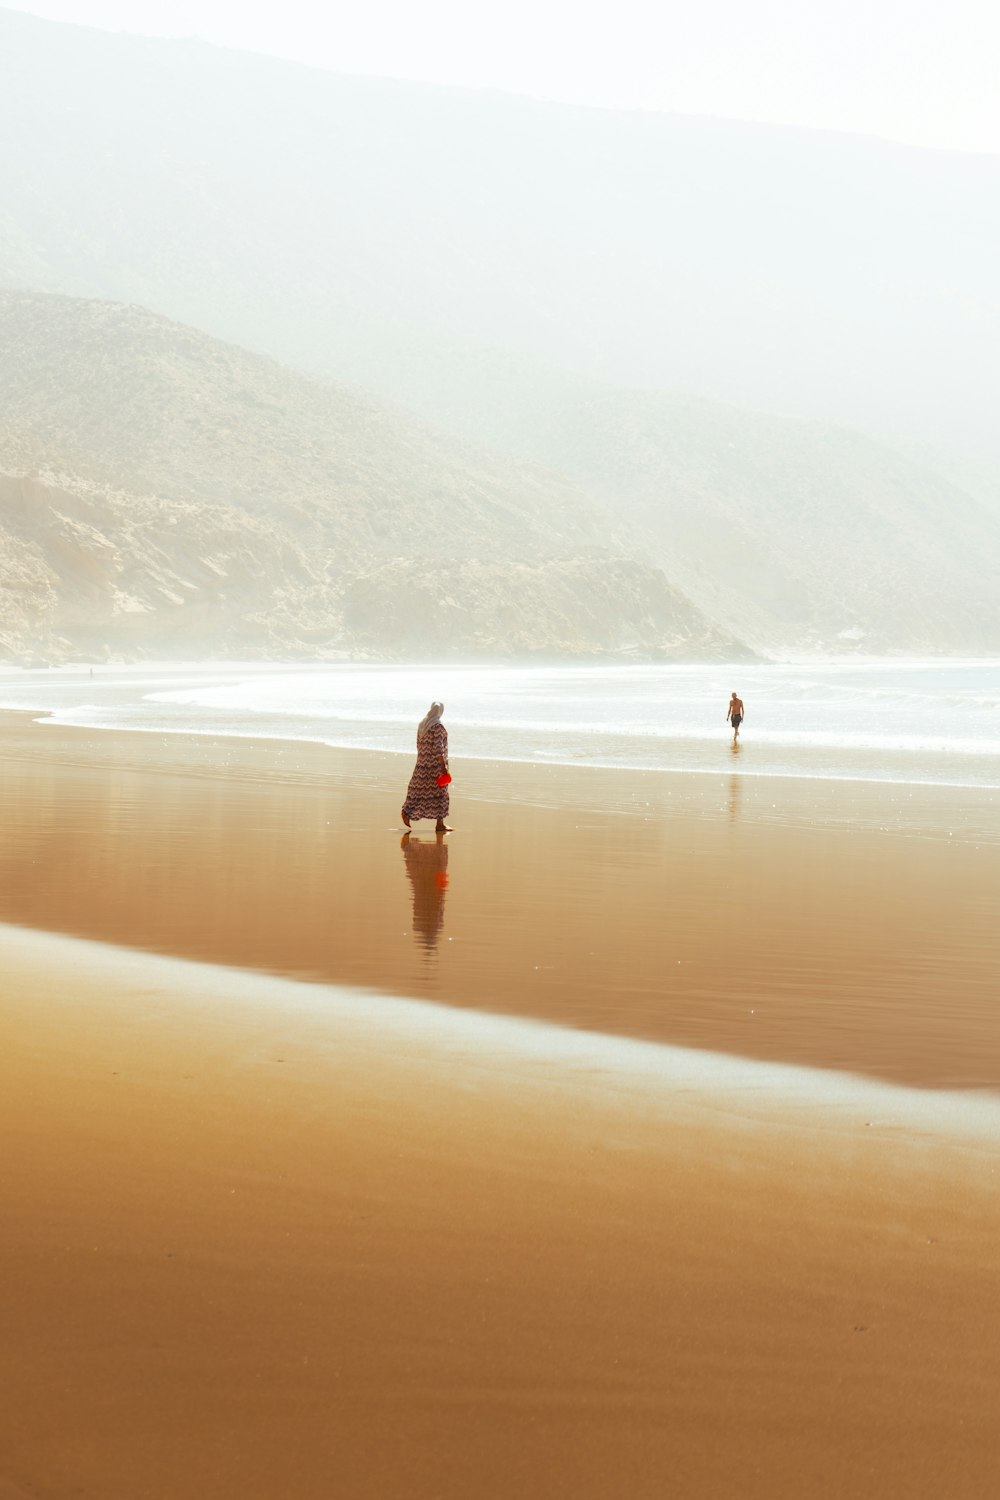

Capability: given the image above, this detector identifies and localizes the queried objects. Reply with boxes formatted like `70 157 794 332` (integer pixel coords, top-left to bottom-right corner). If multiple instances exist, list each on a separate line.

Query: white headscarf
417 701 444 742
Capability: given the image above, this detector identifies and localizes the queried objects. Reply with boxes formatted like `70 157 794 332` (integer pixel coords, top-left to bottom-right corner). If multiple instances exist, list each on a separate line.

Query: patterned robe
401 721 450 822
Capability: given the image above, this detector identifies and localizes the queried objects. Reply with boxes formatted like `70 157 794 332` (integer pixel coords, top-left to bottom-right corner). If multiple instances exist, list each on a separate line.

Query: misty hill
0 291 739 663
1 6 998 464
2 293 996 661
365 348 1000 654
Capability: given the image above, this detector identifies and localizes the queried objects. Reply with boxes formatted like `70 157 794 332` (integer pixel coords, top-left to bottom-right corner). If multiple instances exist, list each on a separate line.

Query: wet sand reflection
0 718 999 1090
401 834 449 956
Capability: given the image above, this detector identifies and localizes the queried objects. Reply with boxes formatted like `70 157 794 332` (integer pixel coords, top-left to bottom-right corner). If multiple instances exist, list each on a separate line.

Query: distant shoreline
4 656 1000 793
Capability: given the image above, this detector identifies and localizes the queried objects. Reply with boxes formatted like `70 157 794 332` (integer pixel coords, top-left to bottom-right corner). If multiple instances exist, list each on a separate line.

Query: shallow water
3 658 1000 789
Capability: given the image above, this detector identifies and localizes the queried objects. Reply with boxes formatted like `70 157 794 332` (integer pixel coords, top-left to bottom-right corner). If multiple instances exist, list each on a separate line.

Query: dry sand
1 715 999 1498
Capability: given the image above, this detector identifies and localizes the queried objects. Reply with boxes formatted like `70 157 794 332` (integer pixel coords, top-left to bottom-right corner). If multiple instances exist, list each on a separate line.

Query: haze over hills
2 290 997 664
1 5 998 463
0 291 742 662
367 348 1000 653
0 9 998 664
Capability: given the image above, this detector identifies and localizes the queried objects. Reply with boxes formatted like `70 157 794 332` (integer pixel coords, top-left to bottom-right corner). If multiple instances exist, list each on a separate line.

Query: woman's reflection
401 833 449 955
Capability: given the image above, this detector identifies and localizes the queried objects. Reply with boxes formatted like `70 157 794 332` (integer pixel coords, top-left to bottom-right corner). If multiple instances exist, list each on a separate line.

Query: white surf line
9 706 1000 794
4 921 999 1152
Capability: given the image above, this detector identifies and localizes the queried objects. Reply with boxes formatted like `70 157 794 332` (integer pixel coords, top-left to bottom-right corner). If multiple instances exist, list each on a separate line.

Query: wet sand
2 713 1000 1498
0 712 997 1089
2 922 999 1500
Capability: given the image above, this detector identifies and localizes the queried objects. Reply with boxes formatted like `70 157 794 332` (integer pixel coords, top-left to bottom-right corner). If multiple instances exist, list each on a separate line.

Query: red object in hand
437 772 452 786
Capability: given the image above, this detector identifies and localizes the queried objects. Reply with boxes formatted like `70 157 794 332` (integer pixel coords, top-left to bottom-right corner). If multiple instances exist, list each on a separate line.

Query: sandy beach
1 713 999 1498
1 712 998 1089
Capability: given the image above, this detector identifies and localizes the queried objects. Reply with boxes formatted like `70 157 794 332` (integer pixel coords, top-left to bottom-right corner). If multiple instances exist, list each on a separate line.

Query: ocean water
2 659 999 790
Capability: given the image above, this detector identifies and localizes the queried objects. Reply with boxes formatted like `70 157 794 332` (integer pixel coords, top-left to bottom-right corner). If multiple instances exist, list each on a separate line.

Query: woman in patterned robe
401 701 452 831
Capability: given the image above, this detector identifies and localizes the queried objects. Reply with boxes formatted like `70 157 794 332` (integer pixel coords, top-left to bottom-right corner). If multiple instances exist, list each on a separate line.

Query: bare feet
435 820 453 833
401 813 411 828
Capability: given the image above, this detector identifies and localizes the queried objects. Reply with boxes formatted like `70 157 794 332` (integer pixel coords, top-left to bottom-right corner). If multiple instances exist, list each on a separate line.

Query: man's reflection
401 833 449 954
728 771 742 825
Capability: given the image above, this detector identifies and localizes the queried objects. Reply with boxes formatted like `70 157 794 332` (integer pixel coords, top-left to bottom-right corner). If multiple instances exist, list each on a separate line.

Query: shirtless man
727 691 745 741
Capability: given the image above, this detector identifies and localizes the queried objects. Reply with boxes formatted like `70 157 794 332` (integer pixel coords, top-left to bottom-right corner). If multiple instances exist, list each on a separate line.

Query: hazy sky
8 0 1000 153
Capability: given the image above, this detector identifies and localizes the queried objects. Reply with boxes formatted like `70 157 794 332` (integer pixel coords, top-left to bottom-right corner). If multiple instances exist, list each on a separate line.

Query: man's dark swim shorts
731 714 742 729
